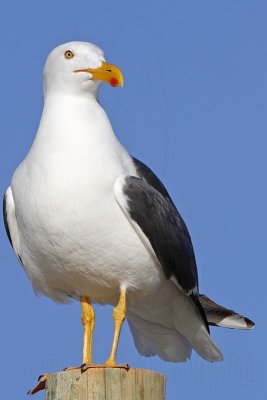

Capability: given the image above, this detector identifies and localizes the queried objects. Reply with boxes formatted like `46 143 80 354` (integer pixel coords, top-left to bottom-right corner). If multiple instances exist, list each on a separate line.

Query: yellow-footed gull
3 42 254 384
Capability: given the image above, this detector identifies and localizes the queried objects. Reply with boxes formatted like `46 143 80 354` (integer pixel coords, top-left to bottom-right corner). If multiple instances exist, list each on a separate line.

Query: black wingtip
190 293 210 334
244 317 255 329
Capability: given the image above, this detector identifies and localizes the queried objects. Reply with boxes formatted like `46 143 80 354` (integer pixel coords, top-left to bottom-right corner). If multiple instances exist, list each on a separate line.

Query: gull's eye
64 50 74 60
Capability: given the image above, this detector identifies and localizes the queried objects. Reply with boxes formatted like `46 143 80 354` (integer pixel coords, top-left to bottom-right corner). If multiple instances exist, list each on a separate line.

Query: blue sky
0 1 265 399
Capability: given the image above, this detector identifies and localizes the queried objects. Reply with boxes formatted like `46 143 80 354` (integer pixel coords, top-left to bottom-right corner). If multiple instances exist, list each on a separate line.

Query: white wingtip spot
218 315 251 329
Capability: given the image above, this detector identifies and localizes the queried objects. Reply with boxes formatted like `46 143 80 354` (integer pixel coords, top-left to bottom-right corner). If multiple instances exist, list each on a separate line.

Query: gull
3 42 254 381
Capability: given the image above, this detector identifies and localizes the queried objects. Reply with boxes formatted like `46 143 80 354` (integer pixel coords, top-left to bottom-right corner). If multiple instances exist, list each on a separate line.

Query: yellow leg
80 296 95 365
105 289 127 367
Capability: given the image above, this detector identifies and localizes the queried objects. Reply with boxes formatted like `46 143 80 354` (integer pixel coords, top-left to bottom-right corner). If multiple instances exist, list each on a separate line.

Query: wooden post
45 368 165 400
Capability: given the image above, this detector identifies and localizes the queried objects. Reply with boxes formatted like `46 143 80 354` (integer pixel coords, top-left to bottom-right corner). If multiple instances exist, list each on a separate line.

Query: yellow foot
27 363 130 394
105 358 116 367
82 362 130 372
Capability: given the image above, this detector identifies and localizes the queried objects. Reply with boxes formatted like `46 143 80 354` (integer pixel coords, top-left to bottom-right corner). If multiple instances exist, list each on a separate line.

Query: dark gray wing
114 175 209 332
132 157 198 289
132 157 175 206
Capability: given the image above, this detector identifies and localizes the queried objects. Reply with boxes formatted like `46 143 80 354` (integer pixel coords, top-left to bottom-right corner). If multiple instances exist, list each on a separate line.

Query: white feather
127 313 192 362
217 315 251 329
127 280 223 362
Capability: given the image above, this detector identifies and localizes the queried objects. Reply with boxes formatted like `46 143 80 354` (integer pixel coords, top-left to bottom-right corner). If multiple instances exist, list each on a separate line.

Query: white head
44 41 123 98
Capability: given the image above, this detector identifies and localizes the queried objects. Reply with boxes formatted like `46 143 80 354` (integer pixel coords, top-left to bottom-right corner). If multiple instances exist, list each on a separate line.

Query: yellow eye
64 50 74 59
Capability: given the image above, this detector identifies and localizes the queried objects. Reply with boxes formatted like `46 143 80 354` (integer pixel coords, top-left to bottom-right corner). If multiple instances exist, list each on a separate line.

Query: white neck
22 91 135 186
28 92 124 165
39 92 112 141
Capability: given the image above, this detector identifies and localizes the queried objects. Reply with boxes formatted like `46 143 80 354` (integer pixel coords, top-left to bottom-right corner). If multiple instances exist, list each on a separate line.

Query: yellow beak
74 61 124 87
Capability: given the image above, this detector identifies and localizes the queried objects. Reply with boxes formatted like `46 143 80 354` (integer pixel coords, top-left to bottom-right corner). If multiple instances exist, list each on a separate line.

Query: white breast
11 94 163 304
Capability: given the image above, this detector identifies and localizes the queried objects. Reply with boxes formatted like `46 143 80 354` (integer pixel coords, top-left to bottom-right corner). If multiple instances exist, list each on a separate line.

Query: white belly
12 161 163 305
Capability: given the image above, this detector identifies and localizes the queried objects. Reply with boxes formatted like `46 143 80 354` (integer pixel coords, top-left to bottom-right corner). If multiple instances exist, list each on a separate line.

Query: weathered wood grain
45 368 165 400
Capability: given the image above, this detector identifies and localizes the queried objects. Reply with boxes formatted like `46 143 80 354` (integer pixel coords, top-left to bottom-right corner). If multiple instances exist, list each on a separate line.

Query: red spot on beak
109 77 119 87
